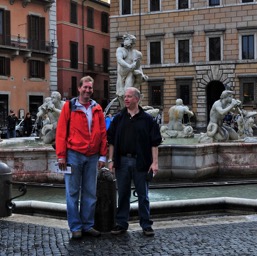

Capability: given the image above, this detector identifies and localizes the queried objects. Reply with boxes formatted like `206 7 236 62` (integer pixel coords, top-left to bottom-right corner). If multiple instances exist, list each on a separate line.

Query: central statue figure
116 34 148 107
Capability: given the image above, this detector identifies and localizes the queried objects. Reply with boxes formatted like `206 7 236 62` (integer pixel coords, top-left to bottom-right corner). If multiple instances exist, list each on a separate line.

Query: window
71 76 77 97
149 41 162 64
242 0 253 2
29 60 45 78
178 39 190 63
176 78 193 106
28 15 46 51
29 95 43 118
101 12 109 33
178 0 189 9
121 0 131 15
150 0 160 12
242 82 254 104
87 7 94 29
148 80 164 107
209 37 221 61
87 45 94 70
103 49 109 73
239 78 257 105
0 57 10 76
70 41 78 69
209 0 220 6
0 9 10 46
242 35 254 60
70 1 77 24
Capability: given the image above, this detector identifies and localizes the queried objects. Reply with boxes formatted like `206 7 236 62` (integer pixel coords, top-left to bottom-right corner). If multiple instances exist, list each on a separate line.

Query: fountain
0 90 66 183
1 34 257 184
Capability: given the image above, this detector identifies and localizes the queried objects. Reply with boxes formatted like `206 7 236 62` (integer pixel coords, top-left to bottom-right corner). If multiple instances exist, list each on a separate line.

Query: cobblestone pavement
1 214 257 255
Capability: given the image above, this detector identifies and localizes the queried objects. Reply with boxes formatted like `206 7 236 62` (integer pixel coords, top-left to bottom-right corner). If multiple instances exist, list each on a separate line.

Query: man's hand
108 161 115 174
58 158 67 170
98 161 105 169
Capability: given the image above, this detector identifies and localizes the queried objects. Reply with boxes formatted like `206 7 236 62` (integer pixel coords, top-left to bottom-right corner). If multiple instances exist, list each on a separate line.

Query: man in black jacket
7 110 18 139
107 87 162 237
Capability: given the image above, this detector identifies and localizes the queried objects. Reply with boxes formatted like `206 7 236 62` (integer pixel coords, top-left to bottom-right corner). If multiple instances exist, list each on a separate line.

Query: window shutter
6 58 10 76
39 17 45 50
4 10 11 45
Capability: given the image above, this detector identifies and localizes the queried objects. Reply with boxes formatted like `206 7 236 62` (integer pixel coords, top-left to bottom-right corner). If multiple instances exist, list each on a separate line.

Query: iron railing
0 34 54 54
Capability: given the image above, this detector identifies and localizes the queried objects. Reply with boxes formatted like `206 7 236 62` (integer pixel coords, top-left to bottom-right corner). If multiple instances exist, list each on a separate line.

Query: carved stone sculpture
37 91 65 144
116 34 148 107
161 99 194 139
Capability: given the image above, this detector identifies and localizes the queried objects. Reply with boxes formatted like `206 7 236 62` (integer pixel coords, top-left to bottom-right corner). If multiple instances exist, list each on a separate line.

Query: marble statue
37 91 65 144
236 110 257 138
201 90 241 142
161 98 194 139
142 106 160 119
116 34 148 107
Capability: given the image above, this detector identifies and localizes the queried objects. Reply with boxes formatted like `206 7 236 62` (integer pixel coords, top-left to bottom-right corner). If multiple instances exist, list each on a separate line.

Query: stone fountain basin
1 137 257 183
159 139 257 181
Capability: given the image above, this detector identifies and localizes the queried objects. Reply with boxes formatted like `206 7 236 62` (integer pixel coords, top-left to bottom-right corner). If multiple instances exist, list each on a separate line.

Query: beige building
109 0 257 131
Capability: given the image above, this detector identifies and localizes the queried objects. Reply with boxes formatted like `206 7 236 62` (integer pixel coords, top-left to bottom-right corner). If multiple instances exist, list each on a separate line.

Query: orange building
56 0 110 109
0 0 55 125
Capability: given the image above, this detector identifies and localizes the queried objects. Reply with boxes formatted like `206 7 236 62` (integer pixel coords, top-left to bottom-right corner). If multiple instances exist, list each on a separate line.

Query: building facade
56 0 110 109
109 0 257 131
0 0 56 125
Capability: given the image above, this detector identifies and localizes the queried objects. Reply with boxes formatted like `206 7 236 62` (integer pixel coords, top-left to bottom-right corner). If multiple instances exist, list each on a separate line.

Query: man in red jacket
56 76 107 239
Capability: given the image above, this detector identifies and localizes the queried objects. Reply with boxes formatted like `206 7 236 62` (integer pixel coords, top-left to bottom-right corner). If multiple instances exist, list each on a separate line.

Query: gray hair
125 87 141 100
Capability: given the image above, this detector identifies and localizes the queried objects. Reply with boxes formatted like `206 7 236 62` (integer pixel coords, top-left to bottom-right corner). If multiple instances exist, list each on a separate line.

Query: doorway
206 81 225 122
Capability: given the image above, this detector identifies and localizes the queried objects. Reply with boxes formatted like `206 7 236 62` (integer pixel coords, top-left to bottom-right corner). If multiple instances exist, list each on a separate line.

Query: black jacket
7 114 18 131
107 107 162 172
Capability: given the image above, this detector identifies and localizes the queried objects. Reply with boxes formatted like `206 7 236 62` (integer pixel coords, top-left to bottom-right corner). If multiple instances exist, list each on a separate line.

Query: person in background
105 113 113 130
56 75 107 240
23 112 33 137
6 110 18 139
107 87 162 237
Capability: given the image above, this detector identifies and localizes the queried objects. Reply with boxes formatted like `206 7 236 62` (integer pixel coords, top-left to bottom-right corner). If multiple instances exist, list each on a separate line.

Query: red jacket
56 99 107 159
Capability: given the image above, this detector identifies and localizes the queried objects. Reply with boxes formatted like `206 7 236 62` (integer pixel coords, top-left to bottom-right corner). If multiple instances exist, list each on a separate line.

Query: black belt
122 153 137 158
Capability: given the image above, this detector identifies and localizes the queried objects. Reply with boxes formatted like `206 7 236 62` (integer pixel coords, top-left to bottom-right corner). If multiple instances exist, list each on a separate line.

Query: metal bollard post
95 168 116 232
0 162 12 217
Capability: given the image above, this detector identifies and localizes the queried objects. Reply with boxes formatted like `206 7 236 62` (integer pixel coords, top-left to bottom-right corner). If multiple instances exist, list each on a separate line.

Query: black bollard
95 168 116 232
0 162 12 217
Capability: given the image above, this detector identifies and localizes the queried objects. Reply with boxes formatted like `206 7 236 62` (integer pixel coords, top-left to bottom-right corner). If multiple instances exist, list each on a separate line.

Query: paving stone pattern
1 220 257 255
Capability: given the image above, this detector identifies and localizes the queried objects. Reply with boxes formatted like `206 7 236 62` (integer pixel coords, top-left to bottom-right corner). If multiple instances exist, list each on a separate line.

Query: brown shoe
82 228 101 237
72 230 82 239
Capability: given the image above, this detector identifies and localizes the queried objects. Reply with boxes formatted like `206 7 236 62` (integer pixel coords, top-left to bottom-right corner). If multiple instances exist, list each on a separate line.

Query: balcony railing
0 34 54 55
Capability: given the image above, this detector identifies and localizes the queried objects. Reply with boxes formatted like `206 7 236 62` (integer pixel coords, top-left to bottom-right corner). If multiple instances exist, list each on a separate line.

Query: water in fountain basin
12 184 257 205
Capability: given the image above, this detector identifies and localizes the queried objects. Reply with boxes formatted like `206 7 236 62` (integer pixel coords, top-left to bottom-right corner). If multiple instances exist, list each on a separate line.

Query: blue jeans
115 156 153 230
65 149 98 232
7 129 16 139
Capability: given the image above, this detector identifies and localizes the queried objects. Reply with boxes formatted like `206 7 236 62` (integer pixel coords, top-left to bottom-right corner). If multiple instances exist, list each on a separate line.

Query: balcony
83 63 108 76
9 0 54 12
0 34 54 62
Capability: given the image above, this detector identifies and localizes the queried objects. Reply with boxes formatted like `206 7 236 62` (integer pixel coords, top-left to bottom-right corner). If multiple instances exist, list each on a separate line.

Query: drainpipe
139 0 141 51
82 0 86 76
139 0 142 91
